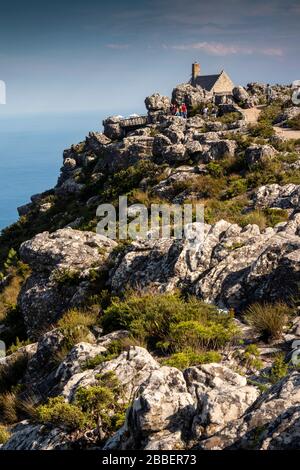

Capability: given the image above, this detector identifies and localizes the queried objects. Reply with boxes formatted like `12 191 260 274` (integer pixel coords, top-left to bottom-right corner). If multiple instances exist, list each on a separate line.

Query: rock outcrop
110 216 300 310
19 229 116 338
199 371 300 450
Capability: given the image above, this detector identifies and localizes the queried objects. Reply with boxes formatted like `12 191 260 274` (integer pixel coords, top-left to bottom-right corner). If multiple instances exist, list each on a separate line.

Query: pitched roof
194 73 221 91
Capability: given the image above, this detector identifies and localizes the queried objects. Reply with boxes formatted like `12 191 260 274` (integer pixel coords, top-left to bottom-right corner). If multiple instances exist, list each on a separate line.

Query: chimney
192 62 200 85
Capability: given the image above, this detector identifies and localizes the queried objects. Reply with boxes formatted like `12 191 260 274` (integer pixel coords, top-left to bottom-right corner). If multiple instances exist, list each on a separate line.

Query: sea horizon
0 108 143 231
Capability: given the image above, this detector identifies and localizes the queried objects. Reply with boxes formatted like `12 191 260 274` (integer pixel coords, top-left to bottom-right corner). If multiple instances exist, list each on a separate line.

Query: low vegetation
287 114 300 130
0 425 10 444
102 291 240 354
36 372 127 439
244 301 292 341
163 350 221 370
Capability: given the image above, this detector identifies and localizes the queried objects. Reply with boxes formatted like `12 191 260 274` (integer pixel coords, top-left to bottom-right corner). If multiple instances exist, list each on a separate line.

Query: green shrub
102 291 239 352
240 210 267 230
7 337 31 355
244 302 292 341
258 103 282 125
52 268 81 286
168 316 239 351
287 114 300 130
225 178 248 198
241 344 263 371
249 122 275 139
0 425 10 444
82 340 124 370
37 396 88 431
263 208 289 227
206 162 223 178
218 112 241 125
269 354 289 384
36 372 127 438
163 350 221 370
57 308 98 350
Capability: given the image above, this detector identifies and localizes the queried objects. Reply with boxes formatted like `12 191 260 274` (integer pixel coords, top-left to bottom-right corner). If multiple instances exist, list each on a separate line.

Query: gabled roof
194 73 221 91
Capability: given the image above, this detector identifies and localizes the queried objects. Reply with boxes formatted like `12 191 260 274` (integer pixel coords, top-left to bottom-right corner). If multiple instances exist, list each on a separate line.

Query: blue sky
0 0 299 116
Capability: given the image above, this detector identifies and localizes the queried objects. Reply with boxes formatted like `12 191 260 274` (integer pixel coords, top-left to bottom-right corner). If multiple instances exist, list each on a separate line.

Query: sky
0 0 299 116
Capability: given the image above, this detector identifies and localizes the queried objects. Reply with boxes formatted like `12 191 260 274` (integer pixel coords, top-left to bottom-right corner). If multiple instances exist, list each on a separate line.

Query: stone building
191 62 234 94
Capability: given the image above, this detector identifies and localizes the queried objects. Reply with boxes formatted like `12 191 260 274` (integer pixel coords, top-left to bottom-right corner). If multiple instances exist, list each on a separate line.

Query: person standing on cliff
181 103 187 119
266 84 272 104
203 106 209 119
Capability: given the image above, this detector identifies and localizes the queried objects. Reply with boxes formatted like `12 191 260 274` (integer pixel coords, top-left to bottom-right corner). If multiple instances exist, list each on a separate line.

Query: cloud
105 43 129 49
261 47 283 56
163 41 283 57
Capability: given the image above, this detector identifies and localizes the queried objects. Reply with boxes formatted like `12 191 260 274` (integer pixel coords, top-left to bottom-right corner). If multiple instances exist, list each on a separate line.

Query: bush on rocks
244 301 292 341
102 291 239 352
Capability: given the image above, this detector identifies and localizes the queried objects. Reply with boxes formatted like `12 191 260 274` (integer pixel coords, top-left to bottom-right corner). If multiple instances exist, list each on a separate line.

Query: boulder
152 134 172 158
202 139 237 162
162 144 188 164
2 421 71 450
184 364 259 438
19 229 116 338
110 215 300 310
252 184 300 212
103 116 124 140
199 371 300 450
86 131 111 154
274 107 300 125
232 86 250 104
172 83 212 110
97 136 154 173
105 365 195 450
61 346 160 403
145 93 170 112
245 144 277 167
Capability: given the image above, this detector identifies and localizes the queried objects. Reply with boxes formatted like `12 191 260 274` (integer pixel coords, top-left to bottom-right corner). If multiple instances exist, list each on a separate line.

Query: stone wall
212 71 234 94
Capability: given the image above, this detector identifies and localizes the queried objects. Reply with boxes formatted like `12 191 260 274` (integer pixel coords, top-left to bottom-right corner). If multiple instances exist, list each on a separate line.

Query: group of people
170 102 218 120
170 103 187 118
202 105 218 119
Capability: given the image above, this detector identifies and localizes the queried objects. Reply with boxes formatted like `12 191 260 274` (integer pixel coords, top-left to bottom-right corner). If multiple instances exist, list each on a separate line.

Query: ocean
0 109 136 231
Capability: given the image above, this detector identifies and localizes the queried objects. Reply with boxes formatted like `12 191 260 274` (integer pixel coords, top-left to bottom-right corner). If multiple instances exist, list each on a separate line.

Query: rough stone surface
252 184 300 212
199 371 300 450
245 144 277 167
2 421 71 450
145 93 171 112
110 215 300 310
19 229 116 338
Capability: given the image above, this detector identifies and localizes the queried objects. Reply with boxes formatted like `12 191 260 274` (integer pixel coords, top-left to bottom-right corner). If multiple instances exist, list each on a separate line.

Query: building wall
212 71 234 94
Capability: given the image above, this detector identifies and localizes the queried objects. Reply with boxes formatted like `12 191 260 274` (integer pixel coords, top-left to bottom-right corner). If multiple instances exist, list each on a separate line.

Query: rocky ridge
0 79 300 450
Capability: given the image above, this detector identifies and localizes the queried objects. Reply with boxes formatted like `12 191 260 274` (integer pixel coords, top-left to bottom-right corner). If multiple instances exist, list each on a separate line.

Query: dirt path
273 126 300 141
239 105 300 140
241 106 262 124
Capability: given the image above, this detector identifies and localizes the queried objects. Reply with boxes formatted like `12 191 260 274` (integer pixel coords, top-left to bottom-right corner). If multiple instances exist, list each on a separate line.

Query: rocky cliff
0 80 300 450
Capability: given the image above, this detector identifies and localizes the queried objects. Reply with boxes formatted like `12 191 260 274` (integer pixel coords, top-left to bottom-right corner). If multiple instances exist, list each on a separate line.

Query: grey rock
199 371 300 450
232 86 250 104
2 421 71 450
245 144 277 167
19 229 116 338
103 116 124 140
252 184 300 211
110 215 300 310
145 93 170 112
172 83 212 110
86 131 111 154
